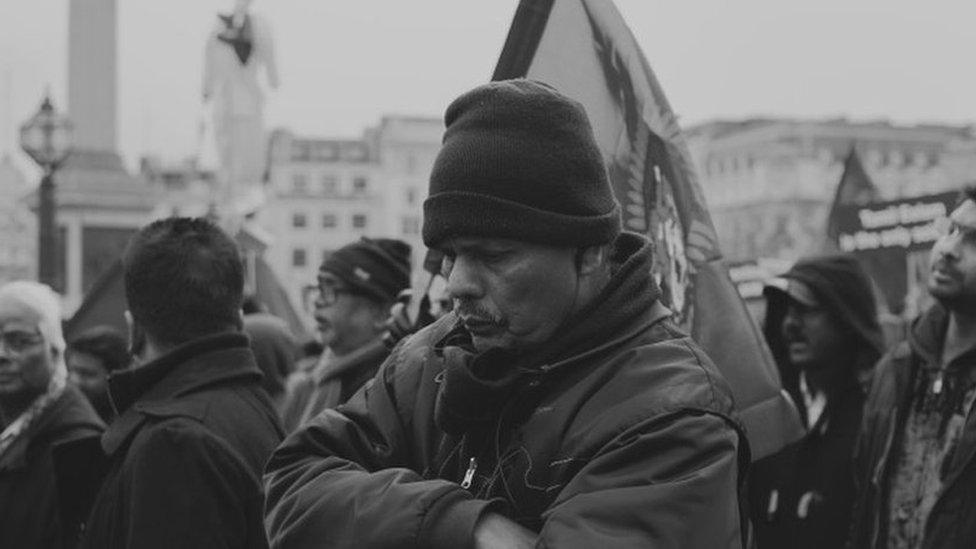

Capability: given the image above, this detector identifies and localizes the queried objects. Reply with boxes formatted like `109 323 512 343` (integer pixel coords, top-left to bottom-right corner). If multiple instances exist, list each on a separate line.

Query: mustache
454 302 506 327
932 259 960 277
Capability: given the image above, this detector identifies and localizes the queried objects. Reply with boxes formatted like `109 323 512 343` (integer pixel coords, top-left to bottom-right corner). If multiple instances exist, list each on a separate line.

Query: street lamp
19 93 73 289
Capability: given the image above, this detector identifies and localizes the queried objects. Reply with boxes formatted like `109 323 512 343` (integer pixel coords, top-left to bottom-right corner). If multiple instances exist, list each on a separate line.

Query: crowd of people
1 79 975 548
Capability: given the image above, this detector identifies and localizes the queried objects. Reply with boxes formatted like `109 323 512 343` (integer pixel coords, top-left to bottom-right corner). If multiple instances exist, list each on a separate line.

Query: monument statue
202 0 279 217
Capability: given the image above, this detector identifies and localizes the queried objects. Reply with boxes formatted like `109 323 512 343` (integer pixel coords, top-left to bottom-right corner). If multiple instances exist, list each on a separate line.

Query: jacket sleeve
263 354 496 549
123 421 261 549
538 411 745 549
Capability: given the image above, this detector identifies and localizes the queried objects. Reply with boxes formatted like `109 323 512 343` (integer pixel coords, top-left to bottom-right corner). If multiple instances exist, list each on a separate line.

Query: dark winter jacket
264 233 748 548
66 332 284 549
850 304 976 549
0 385 103 549
279 339 389 432
750 254 883 549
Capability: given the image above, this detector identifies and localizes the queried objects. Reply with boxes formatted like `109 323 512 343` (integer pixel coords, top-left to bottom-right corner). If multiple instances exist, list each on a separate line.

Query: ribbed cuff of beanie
423 191 621 248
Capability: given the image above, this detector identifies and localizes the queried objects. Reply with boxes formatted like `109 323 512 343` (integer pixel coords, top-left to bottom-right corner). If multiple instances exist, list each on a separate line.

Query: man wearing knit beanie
266 80 746 548
279 237 411 432
749 254 883 549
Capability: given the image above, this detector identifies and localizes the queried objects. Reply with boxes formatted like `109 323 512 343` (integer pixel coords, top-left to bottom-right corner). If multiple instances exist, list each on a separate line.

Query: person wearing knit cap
265 79 746 549
0 280 104 548
850 187 976 549
748 254 883 549
279 237 412 432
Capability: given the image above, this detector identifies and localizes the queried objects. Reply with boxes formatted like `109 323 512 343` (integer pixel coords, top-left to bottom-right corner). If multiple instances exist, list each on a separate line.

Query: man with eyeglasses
0 280 103 548
850 187 976 549
279 237 411 432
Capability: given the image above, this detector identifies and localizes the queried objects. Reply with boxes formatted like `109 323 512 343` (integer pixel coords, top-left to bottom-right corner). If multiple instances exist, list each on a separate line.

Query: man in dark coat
279 237 411 432
0 280 104 549
748 255 884 549
850 188 976 548
264 79 748 548
68 217 284 548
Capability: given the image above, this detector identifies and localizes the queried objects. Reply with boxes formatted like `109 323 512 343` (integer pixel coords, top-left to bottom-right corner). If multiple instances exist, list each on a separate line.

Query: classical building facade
685 118 976 262
261 115 442 315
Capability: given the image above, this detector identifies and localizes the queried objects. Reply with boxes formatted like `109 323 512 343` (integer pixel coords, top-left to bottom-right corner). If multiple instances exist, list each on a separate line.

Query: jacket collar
102 332 261 456
909 303 976 373
0 387 103 472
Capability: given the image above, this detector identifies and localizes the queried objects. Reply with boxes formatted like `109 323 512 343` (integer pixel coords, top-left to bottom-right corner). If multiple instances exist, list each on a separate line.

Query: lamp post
19 94 73 289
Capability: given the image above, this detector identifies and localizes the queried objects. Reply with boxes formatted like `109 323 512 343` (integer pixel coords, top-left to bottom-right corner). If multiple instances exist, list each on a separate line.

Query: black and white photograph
0 1 973 547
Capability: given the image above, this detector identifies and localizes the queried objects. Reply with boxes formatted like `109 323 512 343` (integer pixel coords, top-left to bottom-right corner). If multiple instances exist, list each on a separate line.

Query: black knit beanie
423 79 621 247
320 238 412 304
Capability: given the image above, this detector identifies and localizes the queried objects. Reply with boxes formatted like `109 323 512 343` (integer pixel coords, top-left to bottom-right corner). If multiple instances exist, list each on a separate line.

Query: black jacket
850 304 976 549
750 254 883 549
0 385 103 549
265 233 748 548
66 333 284 549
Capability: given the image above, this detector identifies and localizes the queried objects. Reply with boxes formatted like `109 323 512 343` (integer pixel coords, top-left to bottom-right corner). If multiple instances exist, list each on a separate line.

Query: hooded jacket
0 385 103 549
850 304 976 549
264 232 748 548
750 254 884 549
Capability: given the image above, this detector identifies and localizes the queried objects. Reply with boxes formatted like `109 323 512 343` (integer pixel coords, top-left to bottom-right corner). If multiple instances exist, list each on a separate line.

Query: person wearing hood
850 188 976 549
0 280 104 548
748 254 884 549
264 79 747 548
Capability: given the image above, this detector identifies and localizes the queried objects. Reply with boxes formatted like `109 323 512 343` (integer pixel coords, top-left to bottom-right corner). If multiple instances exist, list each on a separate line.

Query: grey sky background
2 0 973 176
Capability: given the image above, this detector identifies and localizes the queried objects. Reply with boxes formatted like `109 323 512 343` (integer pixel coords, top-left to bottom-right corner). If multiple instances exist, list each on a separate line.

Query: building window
321 213 338 229
321 175 338 195
352 214 368 229
292 248 307 267
292 213 307 228
352 176 368 194
401 215 420 235
292 173 308 193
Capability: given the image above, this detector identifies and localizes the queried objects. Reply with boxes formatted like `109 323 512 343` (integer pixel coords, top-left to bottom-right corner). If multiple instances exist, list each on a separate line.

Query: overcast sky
2 0 973 175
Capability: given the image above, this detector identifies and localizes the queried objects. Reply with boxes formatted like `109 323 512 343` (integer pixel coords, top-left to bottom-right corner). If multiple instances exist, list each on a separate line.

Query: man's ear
575 245 607 276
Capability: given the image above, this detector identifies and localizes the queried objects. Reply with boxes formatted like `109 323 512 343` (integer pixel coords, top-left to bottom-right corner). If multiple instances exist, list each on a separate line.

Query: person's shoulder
127 415 247 471
38 386 105 444
619 320 736 417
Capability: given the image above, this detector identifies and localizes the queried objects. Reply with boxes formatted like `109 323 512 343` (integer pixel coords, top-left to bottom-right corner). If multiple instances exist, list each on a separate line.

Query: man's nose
933 233 961 262
444 257 482 300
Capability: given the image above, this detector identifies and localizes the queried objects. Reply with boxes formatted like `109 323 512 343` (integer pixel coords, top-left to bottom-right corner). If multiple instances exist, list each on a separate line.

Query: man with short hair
279 237 411 432
67 325 130 422
850 188 976 549
0 281 103 549
75 217 283 549
265 79 747 548
748 255 884 549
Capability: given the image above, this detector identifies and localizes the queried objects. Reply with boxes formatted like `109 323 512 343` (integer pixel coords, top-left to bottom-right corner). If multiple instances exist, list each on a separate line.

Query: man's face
928 199 976 312
440 236 579 353
0 297 56 401
779 290 848 371
312 272 385 355
67 351 109 403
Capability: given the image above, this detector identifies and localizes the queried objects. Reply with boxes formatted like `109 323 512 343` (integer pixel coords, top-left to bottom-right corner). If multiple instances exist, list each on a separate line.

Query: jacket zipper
461 457 478 489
